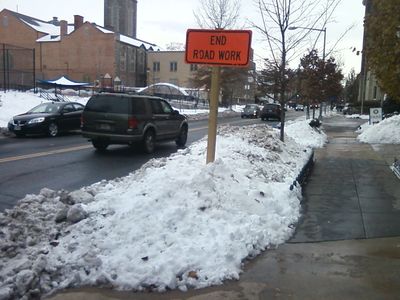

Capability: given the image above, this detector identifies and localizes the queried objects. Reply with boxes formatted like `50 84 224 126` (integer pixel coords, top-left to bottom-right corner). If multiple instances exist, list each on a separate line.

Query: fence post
33 48 36 92
6 48 9 91
2 44 5 92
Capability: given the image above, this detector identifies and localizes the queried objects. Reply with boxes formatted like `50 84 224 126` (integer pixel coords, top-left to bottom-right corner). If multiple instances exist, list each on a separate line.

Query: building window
170 61 177 72
190 64 198 72
120 47 127 72
153 62 160 72
2 16 8 27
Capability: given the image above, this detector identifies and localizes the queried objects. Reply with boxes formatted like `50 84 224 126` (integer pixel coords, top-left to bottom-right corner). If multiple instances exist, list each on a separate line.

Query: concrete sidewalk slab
47 237 400 300
290 116 400 243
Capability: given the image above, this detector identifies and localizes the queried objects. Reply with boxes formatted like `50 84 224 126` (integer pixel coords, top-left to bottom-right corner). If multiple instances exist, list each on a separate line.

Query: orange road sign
185 29 252 66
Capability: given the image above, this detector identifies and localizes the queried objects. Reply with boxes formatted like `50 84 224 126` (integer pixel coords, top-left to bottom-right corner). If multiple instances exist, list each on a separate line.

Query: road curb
290 150 314 191
0 127 10 138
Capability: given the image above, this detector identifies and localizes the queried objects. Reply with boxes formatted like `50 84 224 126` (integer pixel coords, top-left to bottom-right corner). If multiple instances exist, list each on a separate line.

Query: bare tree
252 0 342 141
165 42 185 51
194 0 241 29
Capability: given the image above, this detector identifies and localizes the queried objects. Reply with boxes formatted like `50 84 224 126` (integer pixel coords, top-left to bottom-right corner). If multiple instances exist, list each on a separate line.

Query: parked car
8 102 84 137
241 104 261 118
335 104 345 112
261 103 281 121
295 104 304 111
81 93 188 153
342 104 355 115
241 104 260 118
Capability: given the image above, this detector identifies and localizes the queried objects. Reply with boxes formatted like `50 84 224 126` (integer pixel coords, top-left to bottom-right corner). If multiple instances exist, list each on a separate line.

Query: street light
289 26 327 118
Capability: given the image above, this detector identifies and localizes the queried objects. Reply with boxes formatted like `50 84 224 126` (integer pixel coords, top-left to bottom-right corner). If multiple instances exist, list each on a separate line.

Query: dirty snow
0 113 325 299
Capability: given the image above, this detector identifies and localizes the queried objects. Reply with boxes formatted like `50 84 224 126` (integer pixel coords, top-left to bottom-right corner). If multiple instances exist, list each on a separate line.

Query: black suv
81 93 188 153
261 103 281 121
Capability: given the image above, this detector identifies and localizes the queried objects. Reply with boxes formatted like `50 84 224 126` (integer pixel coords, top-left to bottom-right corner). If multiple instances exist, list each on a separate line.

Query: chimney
74 15 84 30
60 20 68 38
52 17 59 25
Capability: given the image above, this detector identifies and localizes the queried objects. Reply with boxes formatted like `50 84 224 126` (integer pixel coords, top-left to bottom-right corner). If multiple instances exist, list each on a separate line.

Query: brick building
0 8 158 89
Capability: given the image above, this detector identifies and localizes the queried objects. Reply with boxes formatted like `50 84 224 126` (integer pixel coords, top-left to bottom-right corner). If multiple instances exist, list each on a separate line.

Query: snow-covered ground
357 114 400 144
0 91 240 128
0 92 400 300
344 113 370 120
0 91 329 299
1 123 319 298
0 91 398 299
0 91 89 129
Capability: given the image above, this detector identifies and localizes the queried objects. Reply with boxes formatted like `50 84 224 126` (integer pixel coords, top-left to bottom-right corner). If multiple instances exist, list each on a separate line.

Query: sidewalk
290 116 400 242
47 116 400 300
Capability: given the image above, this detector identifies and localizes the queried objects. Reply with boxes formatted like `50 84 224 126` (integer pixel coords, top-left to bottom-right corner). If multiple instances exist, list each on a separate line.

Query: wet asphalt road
0 112 302 211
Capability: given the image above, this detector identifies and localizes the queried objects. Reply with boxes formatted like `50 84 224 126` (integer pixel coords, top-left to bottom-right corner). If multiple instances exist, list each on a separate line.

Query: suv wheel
92 140 108 151
142 130 155 154
176 125 188 148
14 132 25 138
48 122 59 137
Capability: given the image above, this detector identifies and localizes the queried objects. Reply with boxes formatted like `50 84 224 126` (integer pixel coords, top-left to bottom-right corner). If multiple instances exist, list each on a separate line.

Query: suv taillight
80 115 84 127
128 117 138 129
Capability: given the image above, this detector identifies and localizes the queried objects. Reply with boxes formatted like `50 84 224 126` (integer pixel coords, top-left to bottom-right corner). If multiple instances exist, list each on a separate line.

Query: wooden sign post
185 29 252 163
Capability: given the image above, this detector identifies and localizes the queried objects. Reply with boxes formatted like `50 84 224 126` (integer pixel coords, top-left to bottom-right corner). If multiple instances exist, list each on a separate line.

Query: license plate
99 124 111 130
14 125 21 130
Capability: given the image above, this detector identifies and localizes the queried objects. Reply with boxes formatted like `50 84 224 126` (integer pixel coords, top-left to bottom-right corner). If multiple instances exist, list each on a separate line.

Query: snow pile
357 115 400 144
0 123 317 299
0 91 44 127
285 120 327 148
345 114 369 120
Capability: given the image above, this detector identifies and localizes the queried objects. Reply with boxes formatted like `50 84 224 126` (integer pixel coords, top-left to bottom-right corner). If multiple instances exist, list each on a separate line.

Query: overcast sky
0 0 365 75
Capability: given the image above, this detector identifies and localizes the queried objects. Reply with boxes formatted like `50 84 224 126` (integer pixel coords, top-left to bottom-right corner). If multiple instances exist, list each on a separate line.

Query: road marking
0 144 92 164
190 126 208 131
0 125 220 164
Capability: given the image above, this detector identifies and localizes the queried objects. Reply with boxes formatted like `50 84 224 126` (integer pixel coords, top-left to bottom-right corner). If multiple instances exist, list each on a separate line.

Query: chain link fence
0 44 35 91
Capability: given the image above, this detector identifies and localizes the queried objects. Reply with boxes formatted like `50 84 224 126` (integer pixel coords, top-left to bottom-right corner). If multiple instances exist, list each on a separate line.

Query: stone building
104 0 137 39
358 0 385 108
0 8 157 89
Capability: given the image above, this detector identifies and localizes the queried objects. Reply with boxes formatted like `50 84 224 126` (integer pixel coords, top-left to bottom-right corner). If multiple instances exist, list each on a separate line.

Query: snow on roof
36 35 61 42
94 25 160 50
8 9 160 50
118 33 161 51
7 9 73 42
20 18 73 37
94 25 114 34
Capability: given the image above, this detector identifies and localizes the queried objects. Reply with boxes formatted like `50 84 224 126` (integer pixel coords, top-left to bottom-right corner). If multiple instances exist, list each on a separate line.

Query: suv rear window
264 104 279 109
85 95 145 114
150 99 173 114
245 104 258 108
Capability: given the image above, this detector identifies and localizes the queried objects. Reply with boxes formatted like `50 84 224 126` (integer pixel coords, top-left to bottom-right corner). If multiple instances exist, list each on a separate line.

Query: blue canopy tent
37 76 90 101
